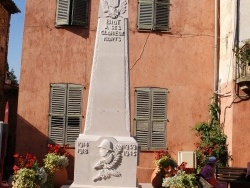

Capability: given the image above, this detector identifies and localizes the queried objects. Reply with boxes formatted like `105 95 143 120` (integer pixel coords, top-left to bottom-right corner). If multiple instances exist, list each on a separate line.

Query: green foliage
12 168 38 188
43 144 69 188
154 149 177 169
193 96 232 170
12 153 47 188
162 170 199 188
36 167 48 185
8 68 18 84
43 153 69 188
234 40 250 66
155 156 177 169
44 153 69 173
12 166 47 188
5 62 18 84
12 145 69 188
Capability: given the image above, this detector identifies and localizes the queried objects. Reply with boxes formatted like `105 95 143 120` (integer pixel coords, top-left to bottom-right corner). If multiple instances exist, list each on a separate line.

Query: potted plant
151 149 178 188
162 170 199 188
162 162 199 188
12 153 47 188
43 144 69 188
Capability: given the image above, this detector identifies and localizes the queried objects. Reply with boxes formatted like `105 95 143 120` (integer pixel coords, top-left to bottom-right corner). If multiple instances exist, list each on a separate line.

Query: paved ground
139 183 153 188
61 183 153 188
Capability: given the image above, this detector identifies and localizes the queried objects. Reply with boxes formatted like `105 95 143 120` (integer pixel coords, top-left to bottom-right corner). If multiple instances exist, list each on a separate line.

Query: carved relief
93 139 123 182
101 0 127 19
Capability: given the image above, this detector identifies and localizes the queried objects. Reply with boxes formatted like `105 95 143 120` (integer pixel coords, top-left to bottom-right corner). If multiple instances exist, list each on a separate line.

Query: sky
8 0 26 81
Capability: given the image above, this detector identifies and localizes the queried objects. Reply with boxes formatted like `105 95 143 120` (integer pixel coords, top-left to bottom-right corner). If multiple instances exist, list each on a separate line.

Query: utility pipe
214 0 219 97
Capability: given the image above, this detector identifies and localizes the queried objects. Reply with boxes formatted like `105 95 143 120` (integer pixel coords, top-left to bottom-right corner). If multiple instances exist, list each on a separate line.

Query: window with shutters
55 0 89 27
137 0 170 31
134 88 167 150
49 84 83 147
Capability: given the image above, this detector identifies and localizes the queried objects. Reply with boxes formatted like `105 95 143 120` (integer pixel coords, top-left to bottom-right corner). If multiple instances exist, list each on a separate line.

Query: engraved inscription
78 142 89 155
78 149 88 154
101 19 125 43
123 144 137 157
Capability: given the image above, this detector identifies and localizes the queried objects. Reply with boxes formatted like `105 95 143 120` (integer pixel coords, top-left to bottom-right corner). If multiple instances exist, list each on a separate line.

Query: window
134 88 167 150
137 0 170 31
55 0 89 27
49 84 83 147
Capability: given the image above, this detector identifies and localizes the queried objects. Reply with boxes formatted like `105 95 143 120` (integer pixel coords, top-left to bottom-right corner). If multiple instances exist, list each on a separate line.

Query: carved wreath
93 144 123 182
102 0 127 19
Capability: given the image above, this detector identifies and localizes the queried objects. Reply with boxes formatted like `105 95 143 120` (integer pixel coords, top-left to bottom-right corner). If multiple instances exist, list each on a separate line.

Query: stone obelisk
70 0 138 187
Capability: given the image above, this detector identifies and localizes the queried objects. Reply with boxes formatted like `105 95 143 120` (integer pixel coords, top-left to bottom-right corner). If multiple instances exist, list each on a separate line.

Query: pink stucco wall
17 0 215 182
231 91 250 167
220 81 250 168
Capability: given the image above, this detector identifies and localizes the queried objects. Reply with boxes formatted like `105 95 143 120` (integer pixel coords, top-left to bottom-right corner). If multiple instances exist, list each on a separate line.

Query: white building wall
219 0 238 161
219 0 236 85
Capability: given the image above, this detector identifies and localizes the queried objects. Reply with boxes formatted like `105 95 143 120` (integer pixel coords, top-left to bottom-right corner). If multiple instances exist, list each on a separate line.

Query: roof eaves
0 0 20 14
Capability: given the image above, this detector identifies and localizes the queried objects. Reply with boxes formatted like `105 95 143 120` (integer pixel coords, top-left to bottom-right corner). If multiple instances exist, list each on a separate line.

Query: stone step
61 183 153 188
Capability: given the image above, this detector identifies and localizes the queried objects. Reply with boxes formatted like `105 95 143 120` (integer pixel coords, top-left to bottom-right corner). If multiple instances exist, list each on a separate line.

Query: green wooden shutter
55 0 70 26
65 84 83 146
134 88 151 149
151 89 167 148
49 84 67 145
71 0 89 27
138 0 154 30
134 88 167 150
154 0 170 30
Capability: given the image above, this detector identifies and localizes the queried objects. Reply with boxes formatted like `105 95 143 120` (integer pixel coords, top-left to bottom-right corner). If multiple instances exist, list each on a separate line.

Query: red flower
12 153 38 173
47 144 69 156
13 165 19 173
154 149 171 160
209 148 213 155
13 153 20 158
178 162 187 171
194 142 200 149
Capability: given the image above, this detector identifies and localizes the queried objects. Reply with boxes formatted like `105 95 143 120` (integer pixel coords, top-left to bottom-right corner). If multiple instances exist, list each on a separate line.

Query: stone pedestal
70 136 138 188
70 0 138 187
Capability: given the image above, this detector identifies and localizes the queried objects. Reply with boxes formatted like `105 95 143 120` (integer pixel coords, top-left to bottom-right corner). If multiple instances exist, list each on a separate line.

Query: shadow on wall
5 115 75 181
3 87 18 181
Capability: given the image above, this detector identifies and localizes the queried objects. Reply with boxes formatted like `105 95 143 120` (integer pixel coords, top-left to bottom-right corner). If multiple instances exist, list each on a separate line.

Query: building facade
0 0 19 120
0 0 19 181
17 0 217 182
219 0 250 167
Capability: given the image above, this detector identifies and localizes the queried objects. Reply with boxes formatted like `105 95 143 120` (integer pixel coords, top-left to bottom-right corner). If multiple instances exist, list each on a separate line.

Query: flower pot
151 167 165 188
53 167 68 188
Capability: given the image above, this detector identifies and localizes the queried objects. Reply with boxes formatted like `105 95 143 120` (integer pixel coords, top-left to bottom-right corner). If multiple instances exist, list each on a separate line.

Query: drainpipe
214 0 220 100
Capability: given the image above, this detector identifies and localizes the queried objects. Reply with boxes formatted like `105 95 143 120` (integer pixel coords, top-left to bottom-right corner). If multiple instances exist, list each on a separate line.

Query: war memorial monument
70 0 138 187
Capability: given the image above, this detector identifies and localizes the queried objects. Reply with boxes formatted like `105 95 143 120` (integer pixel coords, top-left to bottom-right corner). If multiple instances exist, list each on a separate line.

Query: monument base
70 185 138 188
65 183 153 188
70 135 138 188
